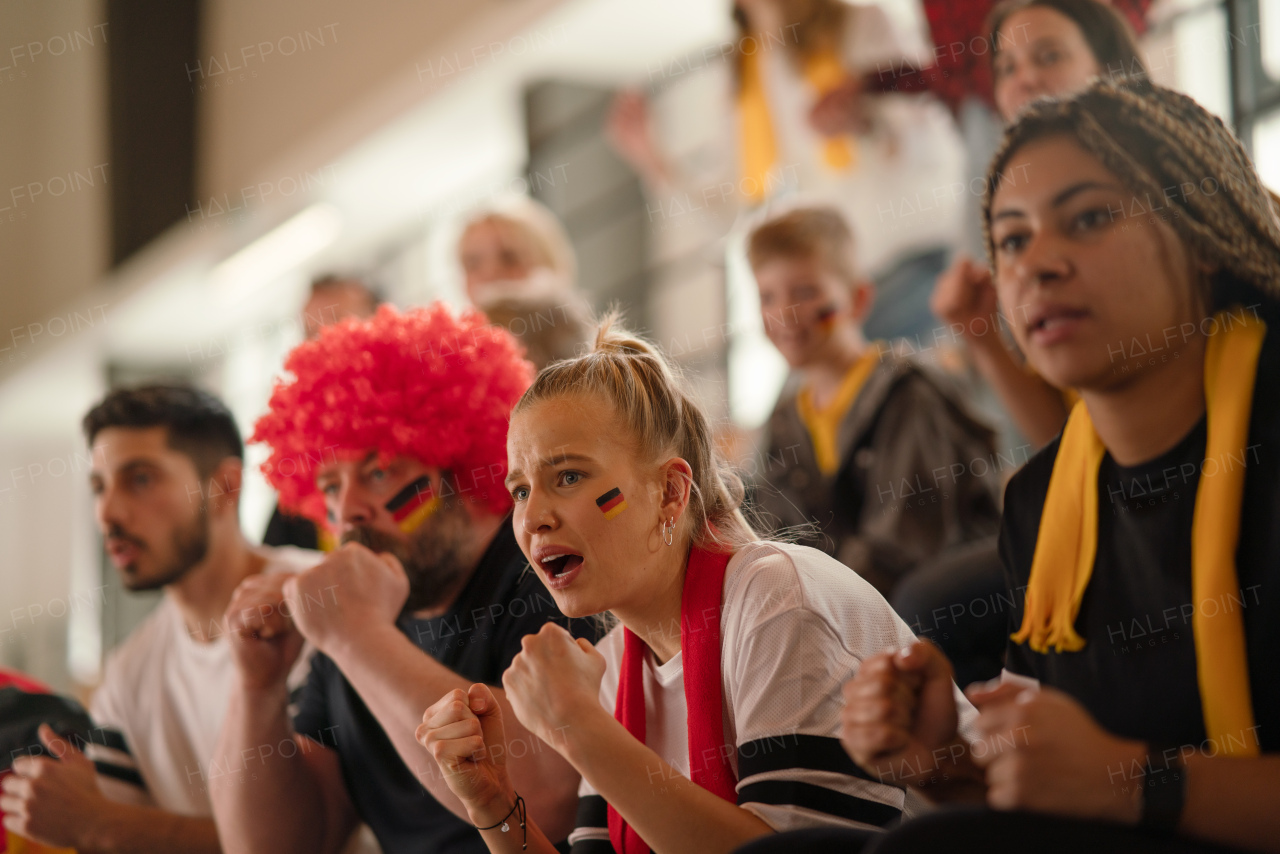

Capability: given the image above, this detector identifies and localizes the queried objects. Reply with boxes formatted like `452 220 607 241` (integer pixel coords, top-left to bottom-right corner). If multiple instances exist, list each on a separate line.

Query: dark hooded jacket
755 353 1004 595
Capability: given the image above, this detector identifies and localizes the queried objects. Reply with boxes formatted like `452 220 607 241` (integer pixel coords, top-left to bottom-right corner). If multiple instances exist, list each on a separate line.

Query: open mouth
106 537 143 567
1029 306 1090 335
539 553 584 578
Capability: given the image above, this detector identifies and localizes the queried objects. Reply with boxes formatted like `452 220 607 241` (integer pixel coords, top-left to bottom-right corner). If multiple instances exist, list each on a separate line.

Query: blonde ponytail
515 312 757 551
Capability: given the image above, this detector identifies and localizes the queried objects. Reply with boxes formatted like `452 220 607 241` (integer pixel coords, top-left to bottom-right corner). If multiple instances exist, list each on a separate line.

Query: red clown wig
251 303 534 524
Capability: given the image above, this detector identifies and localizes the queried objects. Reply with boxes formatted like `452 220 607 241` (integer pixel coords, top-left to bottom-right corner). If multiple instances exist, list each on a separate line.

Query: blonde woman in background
457 198 591 369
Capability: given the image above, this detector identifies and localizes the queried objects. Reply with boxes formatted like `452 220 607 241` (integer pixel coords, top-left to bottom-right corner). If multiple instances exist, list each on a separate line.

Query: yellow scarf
1012 309 1265 756
797 347 880 475
5 835 74 854
738 46 856 204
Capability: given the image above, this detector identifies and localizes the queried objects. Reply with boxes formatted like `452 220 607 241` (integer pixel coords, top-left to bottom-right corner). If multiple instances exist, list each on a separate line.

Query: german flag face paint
318 507 340 552
816 304 838 335
595 487 627 520
386 476 441 534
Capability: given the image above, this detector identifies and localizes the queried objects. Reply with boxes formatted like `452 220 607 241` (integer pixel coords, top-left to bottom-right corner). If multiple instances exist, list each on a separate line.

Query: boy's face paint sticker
386 475 441 534
815 304 838 334
595 487 628 520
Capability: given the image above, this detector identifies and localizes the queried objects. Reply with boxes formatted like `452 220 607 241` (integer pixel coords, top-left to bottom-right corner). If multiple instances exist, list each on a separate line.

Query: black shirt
1000 304 1280 753
262 503 319 550
293 523 599 854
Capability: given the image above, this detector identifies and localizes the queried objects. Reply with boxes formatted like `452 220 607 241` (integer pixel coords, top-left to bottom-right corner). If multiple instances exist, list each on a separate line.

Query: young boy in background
750 208 1006 683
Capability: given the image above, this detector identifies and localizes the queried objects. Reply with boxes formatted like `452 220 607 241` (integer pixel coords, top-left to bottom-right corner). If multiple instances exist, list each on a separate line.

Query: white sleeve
727 603 909 833
1000 669 1041 691
841 3 932 74
87 664 153 806
87 656 125 728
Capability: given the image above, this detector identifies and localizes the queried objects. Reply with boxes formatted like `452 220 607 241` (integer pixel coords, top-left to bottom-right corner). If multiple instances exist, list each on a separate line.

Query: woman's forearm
464 791 562 854
208 684 335 854
559 709 773 854
327 624 582 841
78 807 221 854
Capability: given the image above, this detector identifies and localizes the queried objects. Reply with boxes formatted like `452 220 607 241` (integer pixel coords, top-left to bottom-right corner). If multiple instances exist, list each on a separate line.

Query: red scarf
607 545 738 854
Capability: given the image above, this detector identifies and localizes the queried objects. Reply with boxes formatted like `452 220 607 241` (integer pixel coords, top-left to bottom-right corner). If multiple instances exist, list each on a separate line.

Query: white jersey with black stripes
568 541 979 849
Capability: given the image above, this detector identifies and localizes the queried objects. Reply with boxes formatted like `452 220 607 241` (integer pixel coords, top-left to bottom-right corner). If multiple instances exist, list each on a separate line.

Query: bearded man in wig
210 304 598 854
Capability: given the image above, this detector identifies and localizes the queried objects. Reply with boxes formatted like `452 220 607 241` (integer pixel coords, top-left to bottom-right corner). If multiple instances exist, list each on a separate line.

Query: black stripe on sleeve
737 780 901 827
91 727 133 755
93 760 146 789
569 795 612 854
60 725 132 756
737 734 878 783
574 794 608 830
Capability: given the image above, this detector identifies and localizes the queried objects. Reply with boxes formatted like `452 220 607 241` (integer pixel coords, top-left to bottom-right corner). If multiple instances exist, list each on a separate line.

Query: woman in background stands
931 0 1150 448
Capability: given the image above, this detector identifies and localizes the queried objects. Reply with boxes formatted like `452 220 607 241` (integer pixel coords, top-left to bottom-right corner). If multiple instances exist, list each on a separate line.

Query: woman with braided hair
883 0 1154 703
834 78 1280 853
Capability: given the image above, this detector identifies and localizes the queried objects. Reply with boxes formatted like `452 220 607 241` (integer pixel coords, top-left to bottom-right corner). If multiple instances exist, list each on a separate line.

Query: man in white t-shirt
0 385 324 852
